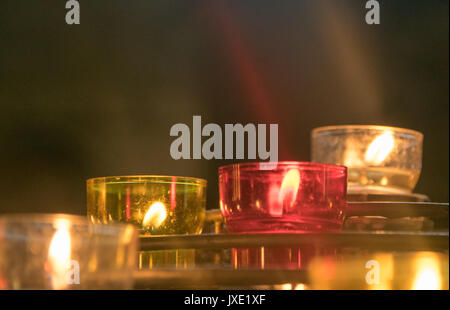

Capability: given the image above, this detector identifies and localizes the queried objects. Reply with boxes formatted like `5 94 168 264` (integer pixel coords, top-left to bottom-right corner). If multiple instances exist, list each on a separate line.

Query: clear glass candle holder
219 162 347 233
0 214 138 290
87 175 207 235
311 125 423 195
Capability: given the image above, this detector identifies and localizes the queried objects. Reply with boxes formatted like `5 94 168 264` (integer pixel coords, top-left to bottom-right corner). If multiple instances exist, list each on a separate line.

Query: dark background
0 0 448 214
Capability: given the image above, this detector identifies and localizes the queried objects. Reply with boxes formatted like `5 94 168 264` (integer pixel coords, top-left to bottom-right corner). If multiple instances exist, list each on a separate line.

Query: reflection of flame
279 169 300 208
343 149 363 167
143 202 167 229
412 253 441 290
280 283 293 290
170 177 177 211
365 132 395 165
277 283 307 290
48 220 71 289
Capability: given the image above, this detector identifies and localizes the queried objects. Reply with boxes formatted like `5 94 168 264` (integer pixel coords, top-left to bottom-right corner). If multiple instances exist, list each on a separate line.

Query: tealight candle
219 162 347 233
0 214 137 289
87 175 207 235
311 125 423 195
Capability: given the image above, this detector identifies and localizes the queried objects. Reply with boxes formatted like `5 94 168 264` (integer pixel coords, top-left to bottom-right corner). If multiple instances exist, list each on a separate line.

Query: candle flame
365 132 395 165
143 202 167 229
279 169 300 208
48 219 71 289
268 169 301 216
411 253 441 290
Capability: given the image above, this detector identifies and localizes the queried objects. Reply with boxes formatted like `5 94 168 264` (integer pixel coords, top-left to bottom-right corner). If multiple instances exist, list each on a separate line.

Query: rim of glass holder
0 213 137 235
87 175 207 186
219 161 347 174
311 125 423 140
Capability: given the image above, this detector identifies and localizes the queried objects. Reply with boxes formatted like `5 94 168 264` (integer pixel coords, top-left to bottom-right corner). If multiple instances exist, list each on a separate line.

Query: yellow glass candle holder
87 175 207 235
311 125 423 195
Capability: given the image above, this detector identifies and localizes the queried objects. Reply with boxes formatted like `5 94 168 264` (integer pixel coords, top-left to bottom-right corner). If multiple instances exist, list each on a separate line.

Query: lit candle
219 162 347 233
0 214 137 289
312 125 423 195
87 175 207 235
142 201 168 229
87 175 207 271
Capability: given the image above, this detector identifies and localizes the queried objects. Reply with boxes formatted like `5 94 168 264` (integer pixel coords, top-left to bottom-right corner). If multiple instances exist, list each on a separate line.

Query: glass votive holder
0 214 138 290
87 175 207 235
219 162 347 233
311 125 423 195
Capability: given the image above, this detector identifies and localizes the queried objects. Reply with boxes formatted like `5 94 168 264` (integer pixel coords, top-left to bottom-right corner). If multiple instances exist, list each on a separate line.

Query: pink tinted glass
219 162 347 233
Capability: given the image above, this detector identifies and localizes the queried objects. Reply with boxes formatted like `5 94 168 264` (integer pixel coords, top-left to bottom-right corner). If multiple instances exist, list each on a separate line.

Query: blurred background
0 0 448 214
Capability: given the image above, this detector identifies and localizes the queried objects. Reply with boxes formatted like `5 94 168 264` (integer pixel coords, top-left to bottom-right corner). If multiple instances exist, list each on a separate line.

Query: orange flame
365 132 395 165
48 219 71 289
143 202 167 229
268 169 301 216
279 169 300 208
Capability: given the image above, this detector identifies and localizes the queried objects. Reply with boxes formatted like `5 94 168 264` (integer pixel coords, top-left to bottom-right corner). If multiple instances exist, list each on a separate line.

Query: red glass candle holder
219 162 347 233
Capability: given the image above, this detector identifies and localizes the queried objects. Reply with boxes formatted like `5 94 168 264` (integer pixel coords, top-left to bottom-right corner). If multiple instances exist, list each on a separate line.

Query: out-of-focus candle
48 219 72 289
219 162 347 233
0 214 137 289
411 252 443 290
311 125 423 195
87 175 207 235
308 251 448 290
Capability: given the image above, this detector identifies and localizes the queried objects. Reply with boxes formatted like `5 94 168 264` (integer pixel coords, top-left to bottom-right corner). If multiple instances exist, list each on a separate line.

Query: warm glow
276 283 307 290
268 169 301 216
365 132 395 165
412 254 441 290
48 219 71 289
294 283 306 290
143 202 167 229
278 169 300 208
279 283 293 290
343 149 363 167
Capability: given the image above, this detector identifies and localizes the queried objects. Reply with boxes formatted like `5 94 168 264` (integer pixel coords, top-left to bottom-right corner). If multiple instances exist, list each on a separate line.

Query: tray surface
140 231 449 251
